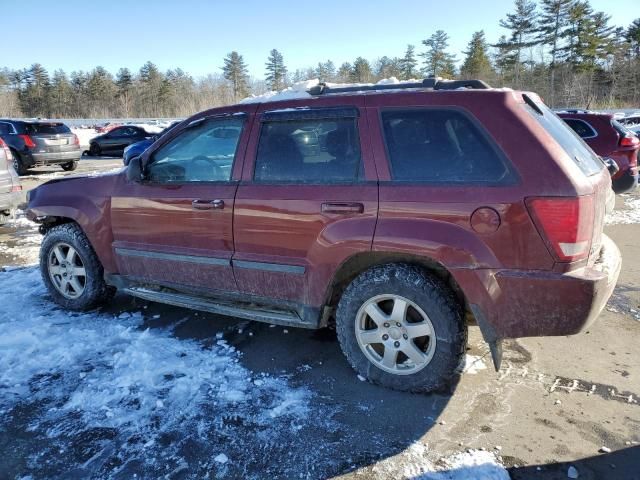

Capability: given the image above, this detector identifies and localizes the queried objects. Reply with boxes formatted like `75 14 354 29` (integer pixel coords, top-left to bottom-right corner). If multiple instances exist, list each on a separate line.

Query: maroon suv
27 79 621 393
558 110 639 194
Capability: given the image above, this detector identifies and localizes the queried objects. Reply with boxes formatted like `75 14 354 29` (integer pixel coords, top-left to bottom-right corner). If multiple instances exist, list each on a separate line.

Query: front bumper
26 149 81 167
453 234 621 340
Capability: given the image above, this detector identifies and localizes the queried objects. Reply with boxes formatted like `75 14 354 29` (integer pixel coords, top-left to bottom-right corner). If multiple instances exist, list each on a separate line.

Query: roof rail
307 77 491 96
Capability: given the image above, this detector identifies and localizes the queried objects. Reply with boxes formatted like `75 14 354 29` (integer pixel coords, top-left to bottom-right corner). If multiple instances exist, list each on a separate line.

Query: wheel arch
324 251 468 318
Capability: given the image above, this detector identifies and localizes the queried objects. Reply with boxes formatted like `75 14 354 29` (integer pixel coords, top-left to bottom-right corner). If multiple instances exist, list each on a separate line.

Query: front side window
146 117 244 183
254 117 361 183
381 109 513 184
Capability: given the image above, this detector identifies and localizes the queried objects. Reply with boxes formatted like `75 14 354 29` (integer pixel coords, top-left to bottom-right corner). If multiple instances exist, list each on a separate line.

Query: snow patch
605 196 640 225
457 354 488 375
0 267 315 477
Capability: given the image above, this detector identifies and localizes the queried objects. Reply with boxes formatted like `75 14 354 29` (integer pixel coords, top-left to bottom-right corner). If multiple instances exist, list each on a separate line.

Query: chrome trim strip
115 248 230 266
232 259 305 274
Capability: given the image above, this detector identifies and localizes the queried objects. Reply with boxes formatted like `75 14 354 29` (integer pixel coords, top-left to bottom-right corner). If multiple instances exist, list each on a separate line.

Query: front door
232 102 378 309
110 113 251 294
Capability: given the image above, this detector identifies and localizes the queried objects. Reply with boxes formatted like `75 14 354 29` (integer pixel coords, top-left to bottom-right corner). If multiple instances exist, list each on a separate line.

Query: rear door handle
321 202 364 214
192 199 225 210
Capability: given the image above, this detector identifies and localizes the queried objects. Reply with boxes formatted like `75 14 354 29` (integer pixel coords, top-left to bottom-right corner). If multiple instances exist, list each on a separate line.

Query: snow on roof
240 77 429 104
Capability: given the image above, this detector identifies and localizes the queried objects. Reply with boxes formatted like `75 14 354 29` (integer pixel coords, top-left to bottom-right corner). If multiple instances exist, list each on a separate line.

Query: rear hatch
25 122 78 154
521 97 609 267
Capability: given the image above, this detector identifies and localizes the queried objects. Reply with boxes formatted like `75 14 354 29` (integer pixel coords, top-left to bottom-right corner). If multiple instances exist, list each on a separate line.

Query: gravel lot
0 158 638 479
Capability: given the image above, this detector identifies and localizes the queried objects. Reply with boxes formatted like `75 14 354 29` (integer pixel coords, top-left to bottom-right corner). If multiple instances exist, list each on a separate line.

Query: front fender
27 174 120 273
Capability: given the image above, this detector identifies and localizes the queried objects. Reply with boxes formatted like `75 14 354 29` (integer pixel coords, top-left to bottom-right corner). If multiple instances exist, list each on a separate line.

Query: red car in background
559 110 639 194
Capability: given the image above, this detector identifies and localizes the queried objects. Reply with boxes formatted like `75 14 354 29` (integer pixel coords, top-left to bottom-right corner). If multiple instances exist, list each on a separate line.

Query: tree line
1 0 639 119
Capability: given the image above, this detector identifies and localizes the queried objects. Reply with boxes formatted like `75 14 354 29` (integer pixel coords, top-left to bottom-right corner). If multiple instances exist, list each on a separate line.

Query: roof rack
307 77 491 96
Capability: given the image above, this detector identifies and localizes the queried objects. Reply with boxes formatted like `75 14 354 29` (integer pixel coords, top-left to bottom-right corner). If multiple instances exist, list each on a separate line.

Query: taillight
72 134 79 145
526 196 595 262
18 134 36 148
0 138 11 160
620 135 639 147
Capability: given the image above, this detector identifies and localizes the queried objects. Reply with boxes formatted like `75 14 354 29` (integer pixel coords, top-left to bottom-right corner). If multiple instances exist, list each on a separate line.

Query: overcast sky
4 0 638 78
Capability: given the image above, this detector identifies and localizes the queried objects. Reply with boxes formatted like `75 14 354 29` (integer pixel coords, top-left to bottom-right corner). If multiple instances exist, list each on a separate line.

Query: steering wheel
191 155 225 180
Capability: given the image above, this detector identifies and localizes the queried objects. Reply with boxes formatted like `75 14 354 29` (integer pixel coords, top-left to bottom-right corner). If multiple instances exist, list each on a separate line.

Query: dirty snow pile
71 127 99 148
0 267 315 478
0 213 41 264
605 195 640 225
370 442 510 480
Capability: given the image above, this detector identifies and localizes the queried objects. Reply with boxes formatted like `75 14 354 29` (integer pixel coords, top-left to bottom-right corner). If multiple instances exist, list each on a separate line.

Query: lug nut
394 341 400 348
382 334 389 341
383 322 390 328
403 334 408 340
396 322 401 327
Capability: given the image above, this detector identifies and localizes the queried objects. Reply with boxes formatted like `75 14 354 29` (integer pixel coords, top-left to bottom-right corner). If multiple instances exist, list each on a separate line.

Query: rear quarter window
380 108 515 184
25 123 71 135
562 118 597 139
524 102 603 176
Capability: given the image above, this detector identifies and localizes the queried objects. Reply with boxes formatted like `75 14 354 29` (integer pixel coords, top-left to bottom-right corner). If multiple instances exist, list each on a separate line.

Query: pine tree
351 57 373 82
86 67 115 117
21 63 51 117
50 69 72 117
537 0 574 105
460 31 495 80
420 30 456 78
627 18 640 56
115 68 133 117
400 45 419 80
499 0 539 86
265 49 287 91
222 51 250 101
316 60 336 83
374 56 402 80
337 63 352 83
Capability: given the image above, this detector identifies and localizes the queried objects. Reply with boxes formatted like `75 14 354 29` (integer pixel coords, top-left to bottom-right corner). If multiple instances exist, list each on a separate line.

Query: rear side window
380 109 513 184
524 102 603 176
563 119 597 139
25 123 71 135
0 123 14 135
254 116 362 183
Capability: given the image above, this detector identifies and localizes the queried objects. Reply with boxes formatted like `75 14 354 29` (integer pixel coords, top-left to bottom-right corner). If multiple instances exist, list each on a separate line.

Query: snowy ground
0 210 508 479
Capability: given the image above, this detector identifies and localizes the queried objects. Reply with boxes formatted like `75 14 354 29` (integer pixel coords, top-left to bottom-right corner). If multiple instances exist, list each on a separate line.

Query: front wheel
61 160 78 171
40 223 115 310
336 263 466 393
89 143 101 156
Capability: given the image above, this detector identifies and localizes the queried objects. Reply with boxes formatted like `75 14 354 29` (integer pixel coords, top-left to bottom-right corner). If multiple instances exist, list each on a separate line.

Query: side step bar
123 287 310 328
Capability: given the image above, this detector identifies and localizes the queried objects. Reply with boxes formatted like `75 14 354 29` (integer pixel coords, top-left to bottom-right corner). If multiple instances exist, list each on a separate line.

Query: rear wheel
11 150 27 176
40 223 115 310
89 143 101 156
61 160 78 171
336 263 466 393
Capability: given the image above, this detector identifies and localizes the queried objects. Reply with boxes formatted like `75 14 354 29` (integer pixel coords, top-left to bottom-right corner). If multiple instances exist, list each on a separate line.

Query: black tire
89 143 100 156
0 209 14 226
61 160 78 171
11 150 27 176
40 223 116 311
336 263 466 393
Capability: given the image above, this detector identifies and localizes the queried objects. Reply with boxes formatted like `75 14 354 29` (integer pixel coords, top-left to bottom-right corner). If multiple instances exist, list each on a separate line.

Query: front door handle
192 199 225 210
321 202 364 214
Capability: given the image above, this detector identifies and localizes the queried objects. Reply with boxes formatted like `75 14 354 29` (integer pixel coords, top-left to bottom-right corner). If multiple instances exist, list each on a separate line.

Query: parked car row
27 78 621 393
558 110 639 194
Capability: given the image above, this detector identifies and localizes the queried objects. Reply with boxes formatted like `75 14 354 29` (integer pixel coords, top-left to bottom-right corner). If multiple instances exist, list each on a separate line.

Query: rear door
110 111 253 293
232 101 378 309
26 122 76 155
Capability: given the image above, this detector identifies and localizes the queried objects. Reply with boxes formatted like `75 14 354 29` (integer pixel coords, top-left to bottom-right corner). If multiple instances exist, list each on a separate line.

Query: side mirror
126 156 144 182
602 157 619 177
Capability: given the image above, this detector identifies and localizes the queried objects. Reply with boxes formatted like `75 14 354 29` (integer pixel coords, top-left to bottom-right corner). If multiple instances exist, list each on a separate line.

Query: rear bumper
25 149 81 167
454 234 621 340
611 169 638 194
